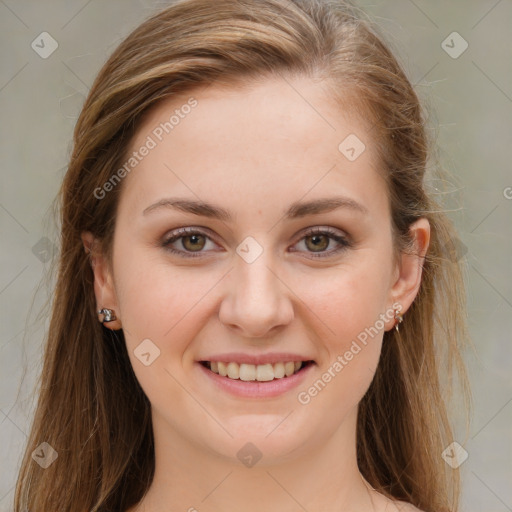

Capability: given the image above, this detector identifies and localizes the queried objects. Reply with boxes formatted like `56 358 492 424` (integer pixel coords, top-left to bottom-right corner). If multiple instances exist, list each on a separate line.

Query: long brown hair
14 1 471 510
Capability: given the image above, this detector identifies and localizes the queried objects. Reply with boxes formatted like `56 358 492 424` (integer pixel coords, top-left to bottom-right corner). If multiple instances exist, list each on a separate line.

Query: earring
98 308 116 323
393 307 404 332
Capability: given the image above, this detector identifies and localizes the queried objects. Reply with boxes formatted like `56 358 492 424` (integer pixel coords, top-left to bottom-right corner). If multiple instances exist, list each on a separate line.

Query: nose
218 251 294 338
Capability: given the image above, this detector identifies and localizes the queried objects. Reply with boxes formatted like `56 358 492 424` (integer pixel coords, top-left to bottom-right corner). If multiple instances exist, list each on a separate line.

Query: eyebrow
142 196 369 221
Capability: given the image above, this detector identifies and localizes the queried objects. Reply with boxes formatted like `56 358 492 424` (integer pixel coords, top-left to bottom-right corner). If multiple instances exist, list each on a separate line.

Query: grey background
1 0 511 511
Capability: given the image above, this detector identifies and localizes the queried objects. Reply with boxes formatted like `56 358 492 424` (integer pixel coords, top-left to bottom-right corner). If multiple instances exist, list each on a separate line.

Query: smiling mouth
199 360 315 382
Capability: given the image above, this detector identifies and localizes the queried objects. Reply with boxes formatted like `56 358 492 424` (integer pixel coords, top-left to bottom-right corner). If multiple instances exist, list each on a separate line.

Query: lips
196 358 316 398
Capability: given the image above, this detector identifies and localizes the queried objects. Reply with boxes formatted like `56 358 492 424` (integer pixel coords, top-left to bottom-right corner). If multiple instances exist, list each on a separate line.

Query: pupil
184 235 205 251
308 234 328 251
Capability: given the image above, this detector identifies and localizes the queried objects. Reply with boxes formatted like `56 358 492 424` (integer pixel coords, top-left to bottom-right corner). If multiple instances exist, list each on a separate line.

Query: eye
161 227 218 258
290 226 352 258
161 226 352 259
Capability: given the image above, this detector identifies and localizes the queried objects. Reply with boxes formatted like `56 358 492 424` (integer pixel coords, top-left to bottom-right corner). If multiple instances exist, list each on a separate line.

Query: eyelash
161 226 352 259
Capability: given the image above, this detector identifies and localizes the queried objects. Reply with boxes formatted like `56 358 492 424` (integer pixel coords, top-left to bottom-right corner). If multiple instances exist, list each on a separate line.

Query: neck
130 406 388 512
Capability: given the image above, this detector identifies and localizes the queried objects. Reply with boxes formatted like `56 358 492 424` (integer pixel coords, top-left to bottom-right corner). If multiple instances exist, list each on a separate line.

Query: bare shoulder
393 500 425 512
366 490 426 512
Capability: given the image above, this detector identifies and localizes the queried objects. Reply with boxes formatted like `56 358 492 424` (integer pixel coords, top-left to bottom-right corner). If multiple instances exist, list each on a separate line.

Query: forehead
117 75 387 221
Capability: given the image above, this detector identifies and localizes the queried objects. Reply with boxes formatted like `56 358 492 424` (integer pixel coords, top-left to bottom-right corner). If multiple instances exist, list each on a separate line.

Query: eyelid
163 225 218 241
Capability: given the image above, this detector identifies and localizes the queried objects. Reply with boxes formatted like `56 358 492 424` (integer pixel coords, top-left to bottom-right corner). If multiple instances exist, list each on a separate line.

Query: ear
385 217 430 331
81 231 122 330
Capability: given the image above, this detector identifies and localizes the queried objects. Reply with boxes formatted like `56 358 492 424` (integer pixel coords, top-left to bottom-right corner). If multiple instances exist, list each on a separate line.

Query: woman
14 0 471 511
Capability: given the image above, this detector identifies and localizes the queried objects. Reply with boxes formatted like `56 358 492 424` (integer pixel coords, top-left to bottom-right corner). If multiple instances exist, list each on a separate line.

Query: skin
82 75 429 512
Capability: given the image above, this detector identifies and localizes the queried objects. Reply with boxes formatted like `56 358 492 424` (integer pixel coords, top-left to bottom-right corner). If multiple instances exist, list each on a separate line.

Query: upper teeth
208 361 303 381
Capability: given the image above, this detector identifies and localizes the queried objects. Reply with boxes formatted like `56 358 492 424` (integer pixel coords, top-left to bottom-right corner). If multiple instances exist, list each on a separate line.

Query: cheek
112 249 221 404
294 262 390 345
294 270 385 422
113 244 225 356
289 258 389 404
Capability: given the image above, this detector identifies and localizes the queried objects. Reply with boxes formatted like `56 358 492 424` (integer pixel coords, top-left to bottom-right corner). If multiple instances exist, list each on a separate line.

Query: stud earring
98 308 116 323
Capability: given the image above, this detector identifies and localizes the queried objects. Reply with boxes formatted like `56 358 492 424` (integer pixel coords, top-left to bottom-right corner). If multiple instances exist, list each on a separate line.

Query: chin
204 419 313 466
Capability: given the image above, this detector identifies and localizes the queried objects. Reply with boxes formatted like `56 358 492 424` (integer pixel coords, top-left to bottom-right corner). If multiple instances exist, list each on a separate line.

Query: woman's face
86 75 428 463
